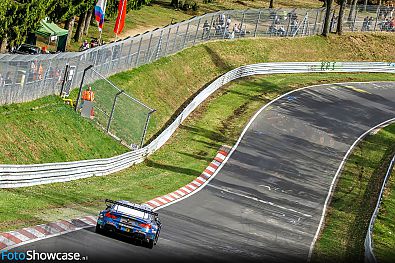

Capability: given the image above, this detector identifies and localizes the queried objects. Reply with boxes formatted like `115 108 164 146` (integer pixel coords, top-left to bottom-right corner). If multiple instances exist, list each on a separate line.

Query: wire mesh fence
0 5 392 106
76 68 154 149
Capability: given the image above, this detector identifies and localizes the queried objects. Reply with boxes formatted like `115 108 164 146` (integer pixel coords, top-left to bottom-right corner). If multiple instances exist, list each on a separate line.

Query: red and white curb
0 216 97 251
0 146 231 251
145 146 231 210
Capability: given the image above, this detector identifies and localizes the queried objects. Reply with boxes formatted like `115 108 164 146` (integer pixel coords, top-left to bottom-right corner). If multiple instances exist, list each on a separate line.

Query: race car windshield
113 205 150 220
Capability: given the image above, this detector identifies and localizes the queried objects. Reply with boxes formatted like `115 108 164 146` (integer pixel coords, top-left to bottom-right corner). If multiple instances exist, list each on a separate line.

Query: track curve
12 82 395 263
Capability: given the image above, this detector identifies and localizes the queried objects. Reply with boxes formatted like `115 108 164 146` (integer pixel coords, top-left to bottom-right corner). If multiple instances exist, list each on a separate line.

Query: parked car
96 199 162 249
13 44 41 55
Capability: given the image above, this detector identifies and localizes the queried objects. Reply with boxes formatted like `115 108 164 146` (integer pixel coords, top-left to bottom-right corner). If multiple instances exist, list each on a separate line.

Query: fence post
145 32 154 63
59 64 69 96
127 38 134 65
254 10 262 37
239 10 246 38
193 18 202 46
352 6 358 32
286 10 292 36
135 35 144 67
172 24 180 53
374 5 381 31
183 21 191 48
155 29 164 61
207 14 215 40
74 65 93 111
107 91 123 133
313 9 319 34
164 27 172 56
140 109 156 148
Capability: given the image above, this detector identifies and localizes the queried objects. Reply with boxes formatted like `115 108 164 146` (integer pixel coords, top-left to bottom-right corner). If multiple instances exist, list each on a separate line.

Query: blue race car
96 199 162 249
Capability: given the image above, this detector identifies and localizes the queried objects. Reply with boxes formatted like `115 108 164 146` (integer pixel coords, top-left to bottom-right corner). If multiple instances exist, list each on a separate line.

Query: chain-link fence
0 5 392 106
76 67 154 149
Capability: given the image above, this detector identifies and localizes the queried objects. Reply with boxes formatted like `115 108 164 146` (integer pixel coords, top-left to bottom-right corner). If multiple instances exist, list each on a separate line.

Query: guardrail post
75 65 93 111
254 10 262 37
107 90 123 133
140 109 156 148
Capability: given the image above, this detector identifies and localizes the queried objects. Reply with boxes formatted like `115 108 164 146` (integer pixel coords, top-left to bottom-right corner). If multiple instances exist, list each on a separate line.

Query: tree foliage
0 0 152 49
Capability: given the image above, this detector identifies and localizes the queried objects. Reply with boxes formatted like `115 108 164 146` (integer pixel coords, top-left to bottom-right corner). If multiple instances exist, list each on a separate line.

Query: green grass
106 33 395 143
312 124 395 263
373 157 395 262
1 72 395 232
4 33 395 163
0 96 128 164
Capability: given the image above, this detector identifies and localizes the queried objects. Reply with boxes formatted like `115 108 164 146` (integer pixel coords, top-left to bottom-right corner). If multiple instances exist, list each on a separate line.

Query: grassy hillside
106 33 395 142
0 96 128 164
3 33 395 165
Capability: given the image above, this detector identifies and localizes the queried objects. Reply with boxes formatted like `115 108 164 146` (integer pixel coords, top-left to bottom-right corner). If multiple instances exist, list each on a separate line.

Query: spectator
80 40 90 51
226 16 231 28
202 20 210 39
41 46 49 54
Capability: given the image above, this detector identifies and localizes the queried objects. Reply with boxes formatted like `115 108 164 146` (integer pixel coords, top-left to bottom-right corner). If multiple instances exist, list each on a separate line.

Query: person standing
80 86 95 119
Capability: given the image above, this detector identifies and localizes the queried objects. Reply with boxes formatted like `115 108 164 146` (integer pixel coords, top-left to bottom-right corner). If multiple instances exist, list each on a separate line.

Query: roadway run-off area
11 82 395 263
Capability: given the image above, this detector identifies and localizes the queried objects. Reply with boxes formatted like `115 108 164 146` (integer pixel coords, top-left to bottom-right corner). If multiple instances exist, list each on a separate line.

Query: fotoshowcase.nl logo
1 250 88 261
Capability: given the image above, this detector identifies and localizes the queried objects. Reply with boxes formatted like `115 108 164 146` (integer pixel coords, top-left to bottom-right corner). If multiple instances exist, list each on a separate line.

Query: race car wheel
147 239 154 249
95 223 104 234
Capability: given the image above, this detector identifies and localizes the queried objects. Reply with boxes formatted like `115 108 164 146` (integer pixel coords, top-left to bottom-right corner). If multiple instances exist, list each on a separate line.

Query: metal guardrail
0 5 391 105
365 154 395 263
1 61 394 188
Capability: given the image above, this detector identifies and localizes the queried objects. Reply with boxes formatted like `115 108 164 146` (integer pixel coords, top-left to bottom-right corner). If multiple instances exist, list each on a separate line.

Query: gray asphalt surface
12 82 395 263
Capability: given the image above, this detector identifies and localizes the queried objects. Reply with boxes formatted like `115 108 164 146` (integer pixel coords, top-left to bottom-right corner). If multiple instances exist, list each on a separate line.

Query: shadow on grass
145 159 201 177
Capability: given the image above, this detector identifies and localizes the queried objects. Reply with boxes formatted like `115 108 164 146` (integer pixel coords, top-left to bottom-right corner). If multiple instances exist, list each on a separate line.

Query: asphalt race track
12 82 395 263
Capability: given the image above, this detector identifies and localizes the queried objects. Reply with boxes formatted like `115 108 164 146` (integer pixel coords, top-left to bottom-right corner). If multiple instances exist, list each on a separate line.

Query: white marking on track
208 184 312 218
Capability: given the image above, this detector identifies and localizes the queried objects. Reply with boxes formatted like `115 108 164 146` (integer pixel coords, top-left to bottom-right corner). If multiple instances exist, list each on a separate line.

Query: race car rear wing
105 199 159 216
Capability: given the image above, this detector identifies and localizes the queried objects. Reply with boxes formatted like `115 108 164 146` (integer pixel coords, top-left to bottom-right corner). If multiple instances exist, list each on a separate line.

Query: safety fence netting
75 67 154 149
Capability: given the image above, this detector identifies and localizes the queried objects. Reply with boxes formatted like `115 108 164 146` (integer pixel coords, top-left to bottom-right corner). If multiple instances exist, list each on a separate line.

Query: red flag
114 0 127 35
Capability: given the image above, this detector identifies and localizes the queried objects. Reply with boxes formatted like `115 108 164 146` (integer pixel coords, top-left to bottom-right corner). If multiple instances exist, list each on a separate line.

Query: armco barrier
0 62 394 188
364 154 395 263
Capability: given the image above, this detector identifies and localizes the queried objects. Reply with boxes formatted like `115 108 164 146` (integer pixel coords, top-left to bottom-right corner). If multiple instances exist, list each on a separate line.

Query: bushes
171 0 199 11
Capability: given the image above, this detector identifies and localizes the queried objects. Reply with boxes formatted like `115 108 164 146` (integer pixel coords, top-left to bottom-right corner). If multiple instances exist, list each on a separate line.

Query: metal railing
365 154 395 263
0 5 390 106
1 61 394 188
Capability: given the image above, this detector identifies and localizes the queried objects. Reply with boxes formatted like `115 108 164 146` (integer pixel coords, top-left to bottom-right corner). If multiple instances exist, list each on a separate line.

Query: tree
2 0 55 49
269 0 275 8
336 0 347 35
83 8 94 35
322 0 333 36
347 0 358 22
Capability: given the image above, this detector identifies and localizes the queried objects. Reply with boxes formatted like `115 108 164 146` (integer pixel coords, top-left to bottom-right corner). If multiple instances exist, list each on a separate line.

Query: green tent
36 19 69 52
